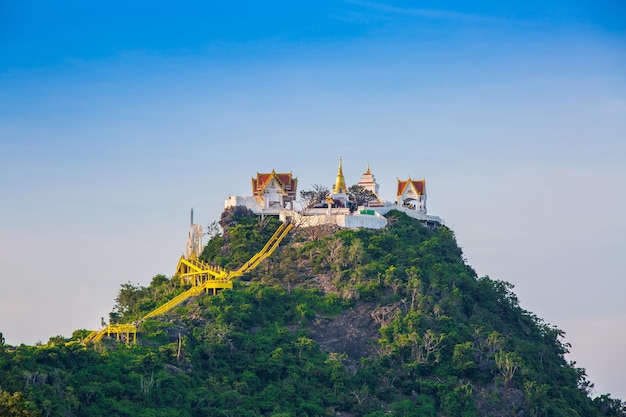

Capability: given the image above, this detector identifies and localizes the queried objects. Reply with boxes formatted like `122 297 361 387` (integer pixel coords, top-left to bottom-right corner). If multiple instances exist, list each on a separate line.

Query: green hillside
1 208 624 416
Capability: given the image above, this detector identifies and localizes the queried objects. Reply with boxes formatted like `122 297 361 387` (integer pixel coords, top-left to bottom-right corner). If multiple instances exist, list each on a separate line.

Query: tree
594 394 626 417
495 350 522 394
383 266 401 295
421 330 445 364
113 281 146 318
0 333 5 366
453 342 477 374
0 389 40 417
405 266 422 309
295 336 314 358
205 220 222 239
322 236 345 272
346 239 364 269
300 184 330 209
348 184 377 207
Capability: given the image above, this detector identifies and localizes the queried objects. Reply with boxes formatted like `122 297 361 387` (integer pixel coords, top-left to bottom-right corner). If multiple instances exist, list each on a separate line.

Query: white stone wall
280 210 387 230
229 199 441 229
340 213 387 229
225 196 263 213
369 204 443 224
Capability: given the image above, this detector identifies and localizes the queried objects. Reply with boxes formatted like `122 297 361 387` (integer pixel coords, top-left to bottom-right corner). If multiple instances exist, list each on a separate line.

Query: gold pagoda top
333 157 348 195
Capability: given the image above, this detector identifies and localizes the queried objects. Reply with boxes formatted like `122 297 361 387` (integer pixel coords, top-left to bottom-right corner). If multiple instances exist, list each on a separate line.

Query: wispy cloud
348 0 503 24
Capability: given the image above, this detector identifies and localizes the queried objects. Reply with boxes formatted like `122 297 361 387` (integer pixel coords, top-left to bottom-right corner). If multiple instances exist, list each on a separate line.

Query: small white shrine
396 177 427 214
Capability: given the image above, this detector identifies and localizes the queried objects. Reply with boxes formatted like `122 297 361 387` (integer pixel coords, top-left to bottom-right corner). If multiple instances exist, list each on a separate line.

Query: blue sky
1 0 625 399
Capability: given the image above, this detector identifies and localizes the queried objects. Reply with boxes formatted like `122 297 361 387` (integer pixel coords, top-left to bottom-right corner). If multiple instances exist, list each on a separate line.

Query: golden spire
365 164 371 174
333 157 347 194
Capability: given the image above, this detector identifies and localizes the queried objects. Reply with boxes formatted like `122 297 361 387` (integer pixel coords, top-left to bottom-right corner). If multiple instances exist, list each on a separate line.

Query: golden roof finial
333 156 347 194
365 164 371 174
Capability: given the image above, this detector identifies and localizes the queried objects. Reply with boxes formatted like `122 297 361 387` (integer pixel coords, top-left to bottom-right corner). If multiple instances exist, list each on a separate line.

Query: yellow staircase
175 256 229 286
141 223 292 319
232 223 293 277
84 323 137 344
84 221 293 345
142 285 205 320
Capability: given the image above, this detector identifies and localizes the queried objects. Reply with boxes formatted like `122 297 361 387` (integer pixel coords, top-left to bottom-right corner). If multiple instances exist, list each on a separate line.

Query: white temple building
357 165 379 198
225 170 298 215
396 177 427 214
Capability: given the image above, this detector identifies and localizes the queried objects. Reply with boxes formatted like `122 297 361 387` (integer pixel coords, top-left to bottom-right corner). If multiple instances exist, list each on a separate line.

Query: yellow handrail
235 223 290 275
84 221 292 345
83 324 137 344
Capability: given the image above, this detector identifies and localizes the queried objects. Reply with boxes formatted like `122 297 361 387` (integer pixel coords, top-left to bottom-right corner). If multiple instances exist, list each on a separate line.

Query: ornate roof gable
252 170 297 196
397 177 426 196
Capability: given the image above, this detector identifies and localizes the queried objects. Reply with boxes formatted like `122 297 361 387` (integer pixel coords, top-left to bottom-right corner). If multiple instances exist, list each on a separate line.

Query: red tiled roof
252 171 298 197
397 178 425 196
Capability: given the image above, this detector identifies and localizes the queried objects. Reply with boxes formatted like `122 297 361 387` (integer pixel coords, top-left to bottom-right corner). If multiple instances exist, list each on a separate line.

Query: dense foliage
1 209 623 416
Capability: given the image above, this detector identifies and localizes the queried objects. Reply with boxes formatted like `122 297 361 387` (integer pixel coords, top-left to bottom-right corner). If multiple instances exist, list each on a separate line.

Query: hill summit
1 208 624 416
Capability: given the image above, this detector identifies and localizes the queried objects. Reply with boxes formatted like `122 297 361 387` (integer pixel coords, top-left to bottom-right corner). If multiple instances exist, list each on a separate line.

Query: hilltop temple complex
225 158 442 229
